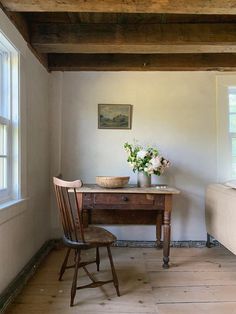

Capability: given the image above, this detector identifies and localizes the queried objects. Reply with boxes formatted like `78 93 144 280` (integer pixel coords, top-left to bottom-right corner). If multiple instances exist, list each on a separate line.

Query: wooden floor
5 245 236 314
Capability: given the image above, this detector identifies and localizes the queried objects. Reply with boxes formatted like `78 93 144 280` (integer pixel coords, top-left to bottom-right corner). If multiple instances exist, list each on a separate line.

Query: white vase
137 171 151 188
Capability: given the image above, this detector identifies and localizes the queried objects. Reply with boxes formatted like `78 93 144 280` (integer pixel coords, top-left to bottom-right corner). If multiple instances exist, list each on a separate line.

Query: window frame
228 88 236 179
0 31 19 203
216 76 236 182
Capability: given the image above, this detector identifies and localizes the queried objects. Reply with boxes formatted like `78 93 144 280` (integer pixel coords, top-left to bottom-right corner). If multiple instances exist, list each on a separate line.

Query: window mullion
229 88 236 179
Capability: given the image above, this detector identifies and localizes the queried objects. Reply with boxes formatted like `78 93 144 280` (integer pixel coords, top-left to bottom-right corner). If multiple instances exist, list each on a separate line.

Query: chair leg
96 247 100 271
70 249 81 307
107 246 120 297
59 248 71 281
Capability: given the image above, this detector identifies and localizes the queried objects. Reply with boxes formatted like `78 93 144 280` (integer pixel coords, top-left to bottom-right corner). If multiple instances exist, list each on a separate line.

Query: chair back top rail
53 177 83 188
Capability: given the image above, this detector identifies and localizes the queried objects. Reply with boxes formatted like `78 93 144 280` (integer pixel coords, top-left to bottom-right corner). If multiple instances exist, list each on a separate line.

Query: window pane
229 95 236 113
232 139 236 178
232 162 236 178
229 87 236 113
0 157 7 189
232 138 236 156
0 123 7 155
229 114 236 132
0 52 10 119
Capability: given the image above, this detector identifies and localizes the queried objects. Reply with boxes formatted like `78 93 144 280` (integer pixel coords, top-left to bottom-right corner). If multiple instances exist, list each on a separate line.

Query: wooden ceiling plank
0 2 30 41
0 3 48 69
31 23 236 54
2 0 236 15
48 53 236 71
22 13 236 24
67 13 80 23
32 44 236 54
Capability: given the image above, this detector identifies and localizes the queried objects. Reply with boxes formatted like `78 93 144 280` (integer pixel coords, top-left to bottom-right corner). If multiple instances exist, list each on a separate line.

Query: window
0 32 19 203
228 87 236 178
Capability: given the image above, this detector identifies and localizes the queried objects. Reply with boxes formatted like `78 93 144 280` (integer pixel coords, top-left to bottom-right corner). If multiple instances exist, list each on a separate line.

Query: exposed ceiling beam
0 3 48 69
27 44 48 69
1 0 236 15
0 2 30 41
31 23 236 54
48 53 236 71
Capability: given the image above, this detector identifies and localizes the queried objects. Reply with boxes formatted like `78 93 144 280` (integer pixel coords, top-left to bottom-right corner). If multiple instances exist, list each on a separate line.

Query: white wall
50 71 217 241
0 10 50 293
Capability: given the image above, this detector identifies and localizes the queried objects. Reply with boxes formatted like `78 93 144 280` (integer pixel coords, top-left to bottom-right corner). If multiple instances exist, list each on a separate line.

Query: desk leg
156 212 163 249
162 195 172 269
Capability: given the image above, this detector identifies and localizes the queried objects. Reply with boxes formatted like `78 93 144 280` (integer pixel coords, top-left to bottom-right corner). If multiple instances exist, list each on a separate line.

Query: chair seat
64 226 117 248
83 226 117 246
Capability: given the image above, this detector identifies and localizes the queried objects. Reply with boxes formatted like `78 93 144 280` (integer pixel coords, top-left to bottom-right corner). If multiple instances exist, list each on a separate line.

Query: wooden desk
76 185 180 268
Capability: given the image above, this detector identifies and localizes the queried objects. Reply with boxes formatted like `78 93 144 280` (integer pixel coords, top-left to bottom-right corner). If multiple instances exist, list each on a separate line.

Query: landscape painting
98 104 132 129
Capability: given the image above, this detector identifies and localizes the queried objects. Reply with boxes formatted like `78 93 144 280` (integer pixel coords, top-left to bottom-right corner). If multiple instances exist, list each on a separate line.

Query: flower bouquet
124 142 170 187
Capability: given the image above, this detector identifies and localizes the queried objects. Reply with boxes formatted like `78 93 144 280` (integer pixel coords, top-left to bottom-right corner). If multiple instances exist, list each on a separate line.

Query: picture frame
98 104 132 129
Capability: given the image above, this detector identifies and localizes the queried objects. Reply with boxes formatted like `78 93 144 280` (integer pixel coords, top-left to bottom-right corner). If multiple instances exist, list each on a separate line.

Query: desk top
75 184 180 194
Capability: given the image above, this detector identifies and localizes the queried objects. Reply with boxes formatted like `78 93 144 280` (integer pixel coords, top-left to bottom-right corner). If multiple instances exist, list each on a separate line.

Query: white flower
137 150 148 159
150 156 161 169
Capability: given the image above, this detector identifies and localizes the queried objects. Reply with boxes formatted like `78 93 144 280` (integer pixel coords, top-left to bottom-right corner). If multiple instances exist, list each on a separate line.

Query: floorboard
5 246 236 314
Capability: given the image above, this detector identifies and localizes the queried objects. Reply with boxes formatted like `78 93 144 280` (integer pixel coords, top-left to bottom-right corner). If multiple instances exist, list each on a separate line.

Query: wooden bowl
96 176 130 188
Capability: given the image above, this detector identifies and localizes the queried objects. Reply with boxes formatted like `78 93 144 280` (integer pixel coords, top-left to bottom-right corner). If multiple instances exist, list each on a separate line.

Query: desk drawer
83 193 165 210
94 193 155 205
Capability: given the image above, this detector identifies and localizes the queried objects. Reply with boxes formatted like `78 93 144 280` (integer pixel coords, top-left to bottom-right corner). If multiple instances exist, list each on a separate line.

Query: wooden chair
53 177 120 306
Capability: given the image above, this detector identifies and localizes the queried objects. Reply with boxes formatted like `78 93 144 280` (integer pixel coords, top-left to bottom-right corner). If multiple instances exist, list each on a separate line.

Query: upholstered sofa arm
205 183 236 255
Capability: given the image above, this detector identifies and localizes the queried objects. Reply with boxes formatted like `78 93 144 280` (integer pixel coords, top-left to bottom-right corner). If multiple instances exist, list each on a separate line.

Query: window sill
0 198 28 225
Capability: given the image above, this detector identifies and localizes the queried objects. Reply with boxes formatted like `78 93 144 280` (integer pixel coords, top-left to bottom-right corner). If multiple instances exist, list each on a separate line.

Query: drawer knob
122 196 128 202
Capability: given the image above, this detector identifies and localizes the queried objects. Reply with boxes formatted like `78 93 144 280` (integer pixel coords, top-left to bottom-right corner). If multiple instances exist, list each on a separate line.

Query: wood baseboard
114 240 219 248
0 240 55 313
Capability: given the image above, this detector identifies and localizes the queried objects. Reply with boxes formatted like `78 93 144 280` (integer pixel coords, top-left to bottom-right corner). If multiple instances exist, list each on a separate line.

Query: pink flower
150 156 161 169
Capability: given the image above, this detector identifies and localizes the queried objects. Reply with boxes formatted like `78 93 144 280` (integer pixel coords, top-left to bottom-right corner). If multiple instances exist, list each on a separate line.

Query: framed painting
98 104 132 129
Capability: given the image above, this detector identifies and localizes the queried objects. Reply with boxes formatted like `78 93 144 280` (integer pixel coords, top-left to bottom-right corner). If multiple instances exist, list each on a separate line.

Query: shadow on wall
172 193 190 240
167 164 208 240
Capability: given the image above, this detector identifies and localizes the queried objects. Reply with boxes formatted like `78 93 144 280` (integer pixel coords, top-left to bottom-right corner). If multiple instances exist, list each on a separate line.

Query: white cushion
224 180 236 189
